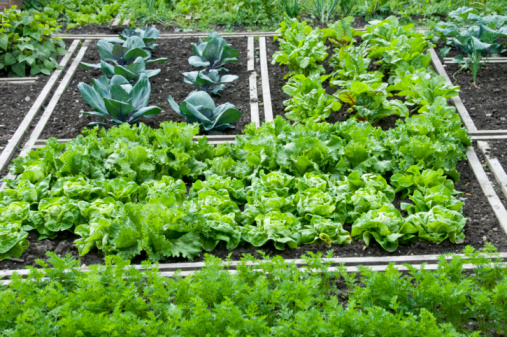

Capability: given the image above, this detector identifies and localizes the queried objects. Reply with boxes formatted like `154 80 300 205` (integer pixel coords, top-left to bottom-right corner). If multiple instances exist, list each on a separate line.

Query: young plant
78 74 162 126
81 37 167 81
167 91 242 132
281 0 301 18
182 69 238 96
321 16 363 48
336 81 408 123
309 0 340 23
283 73 342 123
273 29 328 78
189 32 239 71
119 26 161 50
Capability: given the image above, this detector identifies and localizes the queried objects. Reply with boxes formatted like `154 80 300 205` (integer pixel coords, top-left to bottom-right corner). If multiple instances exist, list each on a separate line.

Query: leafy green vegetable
119 26 160 50
189 32 239 71
81 37 167 81
273 18 328 78
351 205 418 252
78 74 162 126
183 69 238 96
0 7 66 77
168 91 242 132
283 73 342 123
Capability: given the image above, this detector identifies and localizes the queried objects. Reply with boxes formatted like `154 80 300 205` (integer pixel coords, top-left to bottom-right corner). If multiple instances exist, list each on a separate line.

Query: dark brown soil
40 37 252 139
63 24 118 35
446 63 507 130
0 80 50 147
1 158 505 270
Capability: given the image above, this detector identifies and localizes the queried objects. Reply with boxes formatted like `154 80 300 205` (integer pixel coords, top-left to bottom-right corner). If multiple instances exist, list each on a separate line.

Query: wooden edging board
430 48 507 137
444 57 507 64
466 146 507 234
477 141 507 201
55 32 279 40
258 37 273 122
2 253 507 284
0 77 38 84
0 40 81 175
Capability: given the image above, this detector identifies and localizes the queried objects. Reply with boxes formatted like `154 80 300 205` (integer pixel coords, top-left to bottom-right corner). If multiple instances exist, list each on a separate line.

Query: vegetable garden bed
40 37 252 139
1 153 506 271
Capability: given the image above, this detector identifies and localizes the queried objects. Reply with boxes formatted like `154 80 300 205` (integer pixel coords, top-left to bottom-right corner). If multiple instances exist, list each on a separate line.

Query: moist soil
1 158 505 270
0 40 74 147
445 62 507 130
40 37 251 139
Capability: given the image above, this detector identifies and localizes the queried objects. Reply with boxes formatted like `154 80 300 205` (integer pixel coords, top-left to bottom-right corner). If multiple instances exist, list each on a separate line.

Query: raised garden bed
40 37 251 139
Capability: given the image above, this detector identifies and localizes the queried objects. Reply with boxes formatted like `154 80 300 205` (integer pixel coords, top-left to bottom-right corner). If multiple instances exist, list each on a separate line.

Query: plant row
1 245 506 335
21 0 507 32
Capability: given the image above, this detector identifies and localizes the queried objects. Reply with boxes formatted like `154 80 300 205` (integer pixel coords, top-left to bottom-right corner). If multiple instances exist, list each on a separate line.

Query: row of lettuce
1 246 506 335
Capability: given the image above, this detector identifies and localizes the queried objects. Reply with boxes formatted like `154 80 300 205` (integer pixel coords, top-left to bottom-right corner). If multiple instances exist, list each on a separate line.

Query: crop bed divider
54 32 279 40
247 36 261 127
466 146 507 234
429 48 477 132
477 141 507 201
259 37 273 122
0 40 81 176
444 57 507 64
2 253 507 284
0 77 39 84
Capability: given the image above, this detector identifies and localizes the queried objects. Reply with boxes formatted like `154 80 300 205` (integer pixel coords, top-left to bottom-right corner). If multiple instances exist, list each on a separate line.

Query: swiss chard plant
273 27 328 78
336 81 409 124
168 91 242 132
78 74 162 126
189 32 239 71
283 73 342 123
0 7 66 77
182 69 238 96
321 16 363 48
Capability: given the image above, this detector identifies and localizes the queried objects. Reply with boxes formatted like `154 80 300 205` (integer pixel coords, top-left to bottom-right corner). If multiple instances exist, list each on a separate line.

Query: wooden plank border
0 40 80 175
259 37 273 122
15 41 91 161
477 141 507 201
466 146 507 234
55 32 279 40
2 253 506 283
0 77 38 84
429 48 477 132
